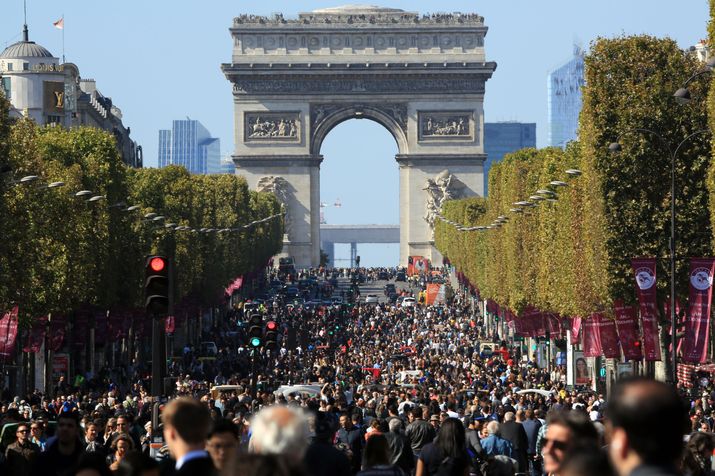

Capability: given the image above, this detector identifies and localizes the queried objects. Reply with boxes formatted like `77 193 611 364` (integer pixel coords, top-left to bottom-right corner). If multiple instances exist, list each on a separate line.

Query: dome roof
0 40 54 59
311 5 406 14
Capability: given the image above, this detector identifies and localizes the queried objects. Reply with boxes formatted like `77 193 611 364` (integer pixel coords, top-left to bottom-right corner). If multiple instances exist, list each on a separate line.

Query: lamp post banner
682 258 715 363
598 315 620 359
614 300 643 361
569 317 582 345
49 315 66 351
24 315 48 353
582 315 602 357
631 258 661 361
0 306 19 357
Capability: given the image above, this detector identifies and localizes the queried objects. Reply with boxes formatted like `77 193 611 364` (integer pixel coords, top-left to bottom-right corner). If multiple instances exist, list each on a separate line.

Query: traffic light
144 255 169 315
248 314 263 348
265 320 278 350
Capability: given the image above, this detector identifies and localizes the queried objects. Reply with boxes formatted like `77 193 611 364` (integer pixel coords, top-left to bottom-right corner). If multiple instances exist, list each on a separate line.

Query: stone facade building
0 26 142 167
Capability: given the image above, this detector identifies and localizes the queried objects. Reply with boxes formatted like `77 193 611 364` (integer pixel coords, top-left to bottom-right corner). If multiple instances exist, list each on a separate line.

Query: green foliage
437 35 711 318
0 119 283 322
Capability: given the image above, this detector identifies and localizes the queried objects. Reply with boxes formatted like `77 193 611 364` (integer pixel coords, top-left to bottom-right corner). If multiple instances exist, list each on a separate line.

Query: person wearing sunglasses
5 423 41 476
541 410 599 476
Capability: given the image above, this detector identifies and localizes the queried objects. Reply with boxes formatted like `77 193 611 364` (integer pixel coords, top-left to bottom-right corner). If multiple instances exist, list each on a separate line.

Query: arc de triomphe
222 5 496 268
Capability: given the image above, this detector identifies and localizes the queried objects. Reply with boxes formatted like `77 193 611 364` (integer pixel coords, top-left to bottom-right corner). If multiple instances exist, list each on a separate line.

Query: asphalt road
333 276 414 305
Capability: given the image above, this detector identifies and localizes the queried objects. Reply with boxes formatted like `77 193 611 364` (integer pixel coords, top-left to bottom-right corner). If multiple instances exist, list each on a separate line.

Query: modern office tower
484 122 536 195
157 119 220 174
547 45 585 148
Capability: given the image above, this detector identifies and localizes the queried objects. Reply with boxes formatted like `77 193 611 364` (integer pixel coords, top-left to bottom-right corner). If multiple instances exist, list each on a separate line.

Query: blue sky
1 1 709 266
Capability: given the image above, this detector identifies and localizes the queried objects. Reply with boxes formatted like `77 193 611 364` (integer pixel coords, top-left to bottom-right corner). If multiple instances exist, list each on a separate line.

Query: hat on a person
430 414 440 422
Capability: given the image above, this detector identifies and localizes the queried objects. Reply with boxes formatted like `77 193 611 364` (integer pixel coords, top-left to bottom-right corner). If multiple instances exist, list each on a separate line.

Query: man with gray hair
480 421 514 458
501 410 529 473
385 417 414 474
249 405 310 465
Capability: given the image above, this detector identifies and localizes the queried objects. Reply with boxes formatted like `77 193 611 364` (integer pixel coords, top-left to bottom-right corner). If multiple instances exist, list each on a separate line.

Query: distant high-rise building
483 122 536 195
547 45 585 148
157 119 221 174
220 156 235 175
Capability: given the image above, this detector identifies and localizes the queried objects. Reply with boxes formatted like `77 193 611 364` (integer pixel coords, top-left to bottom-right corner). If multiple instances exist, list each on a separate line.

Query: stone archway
222 6 496 268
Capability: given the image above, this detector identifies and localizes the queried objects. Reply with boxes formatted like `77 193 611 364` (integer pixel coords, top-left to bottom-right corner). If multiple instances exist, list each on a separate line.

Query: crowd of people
0 266 710 476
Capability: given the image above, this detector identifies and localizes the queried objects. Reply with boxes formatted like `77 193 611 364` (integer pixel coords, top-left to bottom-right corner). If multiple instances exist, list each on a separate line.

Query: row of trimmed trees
0 93 283 325
436 35 711 319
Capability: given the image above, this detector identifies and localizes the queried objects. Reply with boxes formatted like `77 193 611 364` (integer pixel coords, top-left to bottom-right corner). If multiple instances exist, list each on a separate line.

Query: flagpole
61 14 65 63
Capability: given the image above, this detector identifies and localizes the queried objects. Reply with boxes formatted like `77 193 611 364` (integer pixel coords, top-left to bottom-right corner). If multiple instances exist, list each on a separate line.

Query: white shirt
176 450 209 470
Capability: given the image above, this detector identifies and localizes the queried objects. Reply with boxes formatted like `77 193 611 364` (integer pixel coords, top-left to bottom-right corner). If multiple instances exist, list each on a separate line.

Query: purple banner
614 300 643 361
598 315 620 359
570 317 582 345
632 258 661 361
24 315 48 353
49 315 66 351
682 258 715 363
0 306 19 357
582 315 602 358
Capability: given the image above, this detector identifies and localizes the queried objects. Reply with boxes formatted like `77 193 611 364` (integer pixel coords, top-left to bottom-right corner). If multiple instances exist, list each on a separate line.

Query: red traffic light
150 257 166 272
266 321 277 331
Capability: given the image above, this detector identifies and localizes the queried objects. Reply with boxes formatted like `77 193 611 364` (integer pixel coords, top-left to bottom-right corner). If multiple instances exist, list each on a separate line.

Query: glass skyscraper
547 45 585 148
157 119 221 174
484 122 536 195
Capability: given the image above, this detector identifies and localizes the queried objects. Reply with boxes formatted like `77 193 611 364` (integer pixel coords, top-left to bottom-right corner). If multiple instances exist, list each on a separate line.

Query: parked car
365 295 379 304
395 272 406 282
401 297 416 308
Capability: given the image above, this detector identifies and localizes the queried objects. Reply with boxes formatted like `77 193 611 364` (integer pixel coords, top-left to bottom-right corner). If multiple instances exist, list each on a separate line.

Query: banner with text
632 258 661 361
598 315 621 359
614 300 643 361
683 258 715 363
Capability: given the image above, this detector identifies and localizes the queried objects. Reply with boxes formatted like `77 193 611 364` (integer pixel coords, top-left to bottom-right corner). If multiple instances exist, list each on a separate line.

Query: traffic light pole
151 317 164 396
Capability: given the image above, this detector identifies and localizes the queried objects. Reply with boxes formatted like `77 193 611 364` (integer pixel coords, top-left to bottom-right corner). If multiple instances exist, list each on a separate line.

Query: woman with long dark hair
416 418 470 476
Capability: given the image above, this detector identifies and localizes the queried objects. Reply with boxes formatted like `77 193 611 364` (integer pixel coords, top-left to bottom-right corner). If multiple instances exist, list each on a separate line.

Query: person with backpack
416 418 471 476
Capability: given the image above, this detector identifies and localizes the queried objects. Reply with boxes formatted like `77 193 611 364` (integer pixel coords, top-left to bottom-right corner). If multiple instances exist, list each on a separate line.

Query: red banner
570 317 582 345
614 300 643 361
582 315 603 357
0 306 19 357
546 314 563 339
49 315 66 351
165 316 175 334
598 315 620 359
632 258 661 361
682 258 715 363
94 311 108 345
73 309 91 346
24 315 48 353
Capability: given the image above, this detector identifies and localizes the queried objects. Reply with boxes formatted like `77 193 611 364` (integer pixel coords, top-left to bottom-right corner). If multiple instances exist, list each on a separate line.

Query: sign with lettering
43 81 65 113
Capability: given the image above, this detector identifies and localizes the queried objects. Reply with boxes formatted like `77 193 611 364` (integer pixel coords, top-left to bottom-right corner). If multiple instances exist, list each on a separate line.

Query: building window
46 115 62 125
22 62 29 71
1 77 9 100
6 63 12 71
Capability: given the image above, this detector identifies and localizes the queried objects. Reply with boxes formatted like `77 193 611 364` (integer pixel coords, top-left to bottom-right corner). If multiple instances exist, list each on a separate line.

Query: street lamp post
609 128 708 384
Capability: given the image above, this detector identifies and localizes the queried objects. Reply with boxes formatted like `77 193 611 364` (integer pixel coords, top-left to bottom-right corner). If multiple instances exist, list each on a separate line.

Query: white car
401 297 416 308
365 294 379 304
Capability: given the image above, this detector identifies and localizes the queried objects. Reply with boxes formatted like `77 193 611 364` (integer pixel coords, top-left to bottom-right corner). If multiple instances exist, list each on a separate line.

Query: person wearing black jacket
162 397 216 476
500 411 528 473
384 418 415 474
32 411 85 476
406 406 436 459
